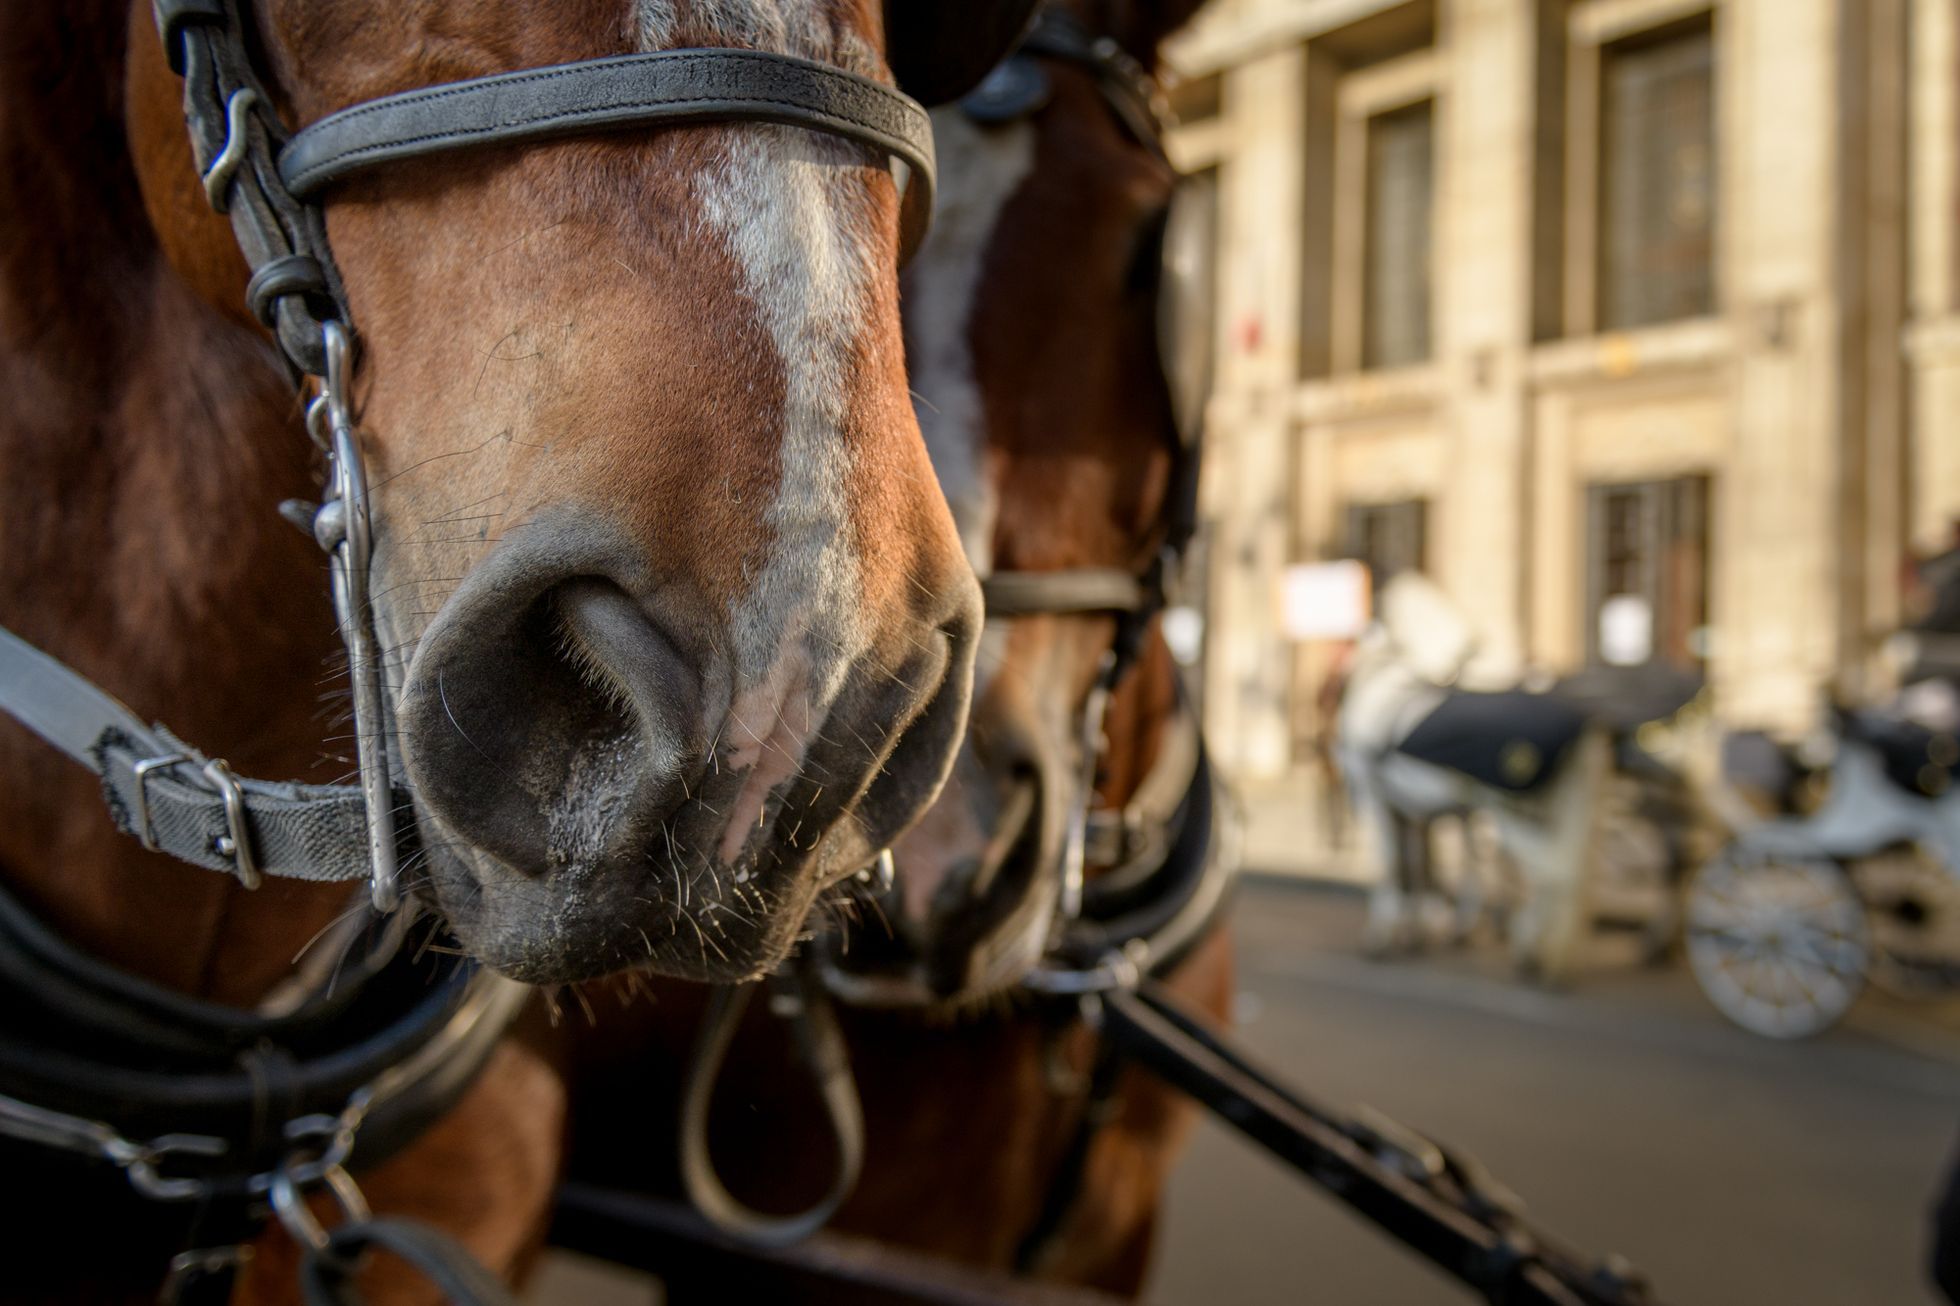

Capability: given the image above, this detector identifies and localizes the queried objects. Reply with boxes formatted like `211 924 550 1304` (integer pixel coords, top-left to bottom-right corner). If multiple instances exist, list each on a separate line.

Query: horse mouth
819 775 1059 1009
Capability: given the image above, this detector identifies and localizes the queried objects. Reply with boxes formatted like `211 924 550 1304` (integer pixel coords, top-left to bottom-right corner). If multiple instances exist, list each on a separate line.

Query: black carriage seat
1837 707 1960 799
1394 690 1591 794
1549 663 1703 731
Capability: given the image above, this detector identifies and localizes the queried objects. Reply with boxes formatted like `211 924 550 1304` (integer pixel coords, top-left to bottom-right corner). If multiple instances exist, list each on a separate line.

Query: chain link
0 1080 373 1205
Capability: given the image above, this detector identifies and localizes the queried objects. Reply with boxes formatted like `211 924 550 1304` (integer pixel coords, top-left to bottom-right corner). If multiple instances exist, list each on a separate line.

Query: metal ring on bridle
271 1162 372 1253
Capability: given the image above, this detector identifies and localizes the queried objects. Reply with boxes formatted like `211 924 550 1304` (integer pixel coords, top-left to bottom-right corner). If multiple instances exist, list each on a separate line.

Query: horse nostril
399 572 705 878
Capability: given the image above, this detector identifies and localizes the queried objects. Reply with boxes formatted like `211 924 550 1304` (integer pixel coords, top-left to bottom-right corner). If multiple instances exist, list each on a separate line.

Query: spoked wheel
1854 850 1960 1000
1686 850 1870 1039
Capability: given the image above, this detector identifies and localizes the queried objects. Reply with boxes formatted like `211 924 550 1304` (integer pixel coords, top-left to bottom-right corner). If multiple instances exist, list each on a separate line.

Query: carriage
1685 703 1960 1039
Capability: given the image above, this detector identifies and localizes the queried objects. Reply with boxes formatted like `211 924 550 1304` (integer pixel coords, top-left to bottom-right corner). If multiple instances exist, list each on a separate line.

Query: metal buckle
852 848 896 893
200 758 261 889
201 87 259 212
1056 654 1117 924
131 752 191 852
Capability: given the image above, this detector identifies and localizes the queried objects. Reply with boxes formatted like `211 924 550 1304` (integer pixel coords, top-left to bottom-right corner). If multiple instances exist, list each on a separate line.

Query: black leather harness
0 874 528 1305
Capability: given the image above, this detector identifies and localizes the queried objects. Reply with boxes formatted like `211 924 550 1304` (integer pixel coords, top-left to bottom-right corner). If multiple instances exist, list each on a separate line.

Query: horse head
834 1 1209 1003
108 2 1058 985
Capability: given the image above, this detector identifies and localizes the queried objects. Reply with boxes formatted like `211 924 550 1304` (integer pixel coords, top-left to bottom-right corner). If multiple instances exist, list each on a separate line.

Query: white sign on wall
1280 561 1372 641
1598 594 1654 666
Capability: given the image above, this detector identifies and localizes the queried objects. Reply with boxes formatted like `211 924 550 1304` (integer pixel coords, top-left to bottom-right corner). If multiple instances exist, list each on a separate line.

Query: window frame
1562 0 1720 338
1330 49 1441 375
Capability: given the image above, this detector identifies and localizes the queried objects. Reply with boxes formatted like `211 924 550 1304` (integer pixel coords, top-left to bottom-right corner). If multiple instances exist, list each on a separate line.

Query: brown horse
560 1 1228 1294
1 3 1019 1300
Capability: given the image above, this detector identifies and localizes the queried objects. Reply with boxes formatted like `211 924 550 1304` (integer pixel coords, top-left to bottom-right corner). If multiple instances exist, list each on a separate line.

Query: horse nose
396 525 715 880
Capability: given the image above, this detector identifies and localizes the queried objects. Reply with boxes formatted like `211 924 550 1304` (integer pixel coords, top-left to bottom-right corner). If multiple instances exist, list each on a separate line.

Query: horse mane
0 4 149 378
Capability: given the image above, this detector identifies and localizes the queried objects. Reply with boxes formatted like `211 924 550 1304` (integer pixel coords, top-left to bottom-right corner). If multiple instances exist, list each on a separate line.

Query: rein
0 2 945 1299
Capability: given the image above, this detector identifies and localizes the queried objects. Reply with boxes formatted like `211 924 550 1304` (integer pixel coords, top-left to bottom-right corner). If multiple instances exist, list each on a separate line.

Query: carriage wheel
1854 850 1960 1000
1685 850 1869 1039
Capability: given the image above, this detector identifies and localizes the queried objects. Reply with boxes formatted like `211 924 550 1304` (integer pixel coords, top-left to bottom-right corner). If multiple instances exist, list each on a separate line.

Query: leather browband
279 48 938 260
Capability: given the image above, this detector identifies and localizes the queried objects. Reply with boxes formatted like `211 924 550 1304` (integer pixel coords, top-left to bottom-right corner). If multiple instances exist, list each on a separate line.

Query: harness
0 2 951 1298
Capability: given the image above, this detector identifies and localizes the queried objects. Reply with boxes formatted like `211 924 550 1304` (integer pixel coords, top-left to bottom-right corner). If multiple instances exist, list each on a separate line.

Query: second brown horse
559 1 1228 1294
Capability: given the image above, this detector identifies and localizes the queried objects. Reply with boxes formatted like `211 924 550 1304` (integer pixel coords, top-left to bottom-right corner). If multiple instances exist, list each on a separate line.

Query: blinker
961 57 1051 123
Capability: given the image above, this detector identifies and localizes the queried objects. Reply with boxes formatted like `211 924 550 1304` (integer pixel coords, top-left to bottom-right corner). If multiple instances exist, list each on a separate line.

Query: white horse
1336 574 1612 982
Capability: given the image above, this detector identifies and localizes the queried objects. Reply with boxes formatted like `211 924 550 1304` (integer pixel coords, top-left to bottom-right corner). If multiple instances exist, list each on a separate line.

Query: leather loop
678 961 864 1246
245 254 329 328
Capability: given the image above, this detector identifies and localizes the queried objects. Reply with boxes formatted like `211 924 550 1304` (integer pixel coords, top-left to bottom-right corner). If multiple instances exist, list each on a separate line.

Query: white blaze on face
904 109 1036 578
647 2 887 865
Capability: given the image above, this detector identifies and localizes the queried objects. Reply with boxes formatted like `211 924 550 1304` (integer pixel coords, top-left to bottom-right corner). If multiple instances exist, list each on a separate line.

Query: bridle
0 2 943 912
964 7 1224 994
0 2 953 1300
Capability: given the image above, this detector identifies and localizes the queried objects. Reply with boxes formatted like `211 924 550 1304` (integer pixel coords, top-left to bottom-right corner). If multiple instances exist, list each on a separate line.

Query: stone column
1199 44 1307 788
1434 0 1537 679
1713 0 1844 733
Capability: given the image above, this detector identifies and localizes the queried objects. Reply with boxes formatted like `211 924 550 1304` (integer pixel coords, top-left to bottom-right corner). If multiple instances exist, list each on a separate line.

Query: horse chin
417 837 824 987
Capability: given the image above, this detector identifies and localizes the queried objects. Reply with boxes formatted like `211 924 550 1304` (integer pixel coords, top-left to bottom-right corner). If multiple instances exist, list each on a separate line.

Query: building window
1362 100 1436 369
1596 17 1716 330
1584 476 1710 667
1343 498 1429 583
1311 34 1440 377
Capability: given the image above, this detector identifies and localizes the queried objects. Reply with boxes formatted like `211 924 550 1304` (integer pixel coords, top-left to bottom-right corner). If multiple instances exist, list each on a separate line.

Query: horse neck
0 3 351 1002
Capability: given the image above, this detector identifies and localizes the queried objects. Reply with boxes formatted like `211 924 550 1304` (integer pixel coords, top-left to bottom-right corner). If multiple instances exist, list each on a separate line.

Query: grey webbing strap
980 567 1150 617
278 49 937 261
0 626 373 885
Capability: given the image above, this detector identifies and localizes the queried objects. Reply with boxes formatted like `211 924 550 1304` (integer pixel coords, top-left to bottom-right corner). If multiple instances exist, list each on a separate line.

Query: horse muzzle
387 510 978 985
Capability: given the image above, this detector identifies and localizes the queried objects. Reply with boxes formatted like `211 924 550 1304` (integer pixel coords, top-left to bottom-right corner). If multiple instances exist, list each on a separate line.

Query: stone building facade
1159 0 1960 871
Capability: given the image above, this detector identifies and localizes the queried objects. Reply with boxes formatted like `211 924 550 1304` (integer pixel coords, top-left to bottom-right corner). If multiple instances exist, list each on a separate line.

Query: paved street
529 877 1960 1305
1149 879 1960 1305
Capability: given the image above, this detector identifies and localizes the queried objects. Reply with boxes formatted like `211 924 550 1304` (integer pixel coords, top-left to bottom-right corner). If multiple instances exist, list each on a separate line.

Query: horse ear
883 0 1042 105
